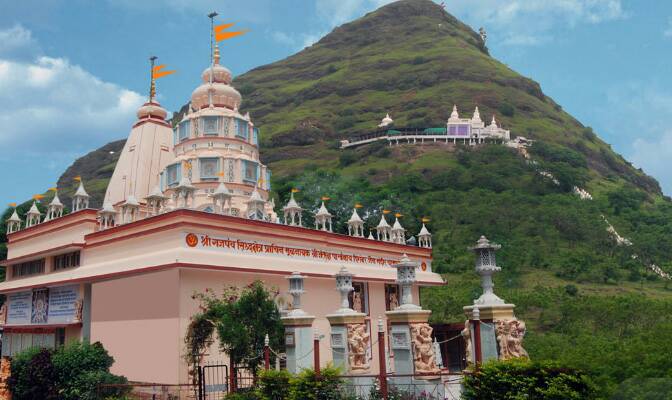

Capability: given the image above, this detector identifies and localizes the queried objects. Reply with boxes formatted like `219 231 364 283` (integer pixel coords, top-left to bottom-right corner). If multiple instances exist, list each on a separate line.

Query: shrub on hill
462 360 597 400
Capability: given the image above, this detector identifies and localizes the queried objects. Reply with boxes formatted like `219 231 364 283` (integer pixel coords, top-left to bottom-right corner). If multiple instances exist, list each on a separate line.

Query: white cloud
0 25 143 160
0 24 39 59
447 0 626 46
664 18 672 38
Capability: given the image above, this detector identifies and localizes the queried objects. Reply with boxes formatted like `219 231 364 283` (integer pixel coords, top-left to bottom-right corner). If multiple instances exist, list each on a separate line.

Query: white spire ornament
347 206 364 237
418 222 432 248
25 202 42 227
314 199 333 232
6 207 22 233
283 190 303 226
246 185 267 220
98 201 117 230
44 190 64 221
72 179 90 212
376 211 392 242
391 215 406 244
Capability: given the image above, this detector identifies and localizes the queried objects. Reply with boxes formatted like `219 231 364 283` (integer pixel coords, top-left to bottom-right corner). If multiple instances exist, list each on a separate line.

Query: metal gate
198 363 229 400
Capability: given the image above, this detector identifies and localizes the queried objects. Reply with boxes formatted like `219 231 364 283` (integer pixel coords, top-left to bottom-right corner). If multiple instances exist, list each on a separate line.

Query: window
199 158 219 180
53 251 80 271
173 129 178 145
252 127 260 145
235 119 248 140
166 164 181 186
265 170 272 191
385 284 400 311
2 332 57 357
178 120 191 141
202 116 219 136
12 259 45 278
242 160 258 184
348 282 369 314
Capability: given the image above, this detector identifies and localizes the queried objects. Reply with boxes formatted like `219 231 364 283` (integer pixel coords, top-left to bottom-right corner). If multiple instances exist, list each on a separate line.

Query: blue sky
0 0 671 207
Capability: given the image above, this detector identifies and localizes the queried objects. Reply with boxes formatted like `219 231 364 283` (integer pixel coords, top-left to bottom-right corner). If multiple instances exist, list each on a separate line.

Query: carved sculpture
347 323 370 371
388 292 399 310
0 304 6 325
352 292 362 313
461 320 473 366
73 299 84 323
411 323 440 373
495 319 529 360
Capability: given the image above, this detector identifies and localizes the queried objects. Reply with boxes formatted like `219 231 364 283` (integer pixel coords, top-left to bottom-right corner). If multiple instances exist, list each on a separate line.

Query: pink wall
90 269 180 384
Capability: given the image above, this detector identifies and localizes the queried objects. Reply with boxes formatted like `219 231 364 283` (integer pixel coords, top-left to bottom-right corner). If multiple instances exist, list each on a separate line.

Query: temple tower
104 57 173 207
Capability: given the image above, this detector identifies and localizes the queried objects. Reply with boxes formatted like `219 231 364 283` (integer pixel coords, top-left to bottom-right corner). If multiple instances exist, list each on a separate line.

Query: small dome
201 64 233 85
137 101 168 120
191 82 242 110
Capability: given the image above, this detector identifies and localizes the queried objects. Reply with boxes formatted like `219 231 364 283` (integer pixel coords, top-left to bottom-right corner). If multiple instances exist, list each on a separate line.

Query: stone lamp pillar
281 272 315 374
385 254 443 398
326 267 370 374
463 236 528 364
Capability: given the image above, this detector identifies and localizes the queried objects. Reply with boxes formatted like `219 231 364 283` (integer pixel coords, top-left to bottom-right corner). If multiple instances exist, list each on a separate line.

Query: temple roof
74 181 89 198
316 201 331 217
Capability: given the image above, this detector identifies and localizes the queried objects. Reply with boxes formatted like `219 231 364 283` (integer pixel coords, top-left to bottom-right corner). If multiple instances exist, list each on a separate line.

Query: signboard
5 286 80 326
331 333 345 348
391 332 409 349
7 292 31 325
47 286 79 324
185 232 431 270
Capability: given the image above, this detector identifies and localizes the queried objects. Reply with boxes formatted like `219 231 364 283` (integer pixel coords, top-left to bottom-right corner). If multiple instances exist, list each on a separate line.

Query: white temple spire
418 223 432 248
376 212 392 242
246 185 267 220
6 207 22 233
44 190 64 221
391 216 406 244
283 191 303 226
378 113 394 128
25 201 42 227
347 207 364 237
314 200 333 232
449 104 459 122
98 201 117 230
72 180 90 212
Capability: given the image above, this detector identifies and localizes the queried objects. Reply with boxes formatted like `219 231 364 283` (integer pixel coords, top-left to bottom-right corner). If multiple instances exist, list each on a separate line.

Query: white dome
191 82 242 110
137 101 168 120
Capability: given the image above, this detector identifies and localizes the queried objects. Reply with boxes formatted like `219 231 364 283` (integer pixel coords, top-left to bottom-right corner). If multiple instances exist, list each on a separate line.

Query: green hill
4 0 672 396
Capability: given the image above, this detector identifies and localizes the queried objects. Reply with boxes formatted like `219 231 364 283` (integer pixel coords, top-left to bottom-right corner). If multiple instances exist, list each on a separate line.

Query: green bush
462 360 597 400
289 366 342 400
256 369 292 400
8 341 128 400
8 347 58 400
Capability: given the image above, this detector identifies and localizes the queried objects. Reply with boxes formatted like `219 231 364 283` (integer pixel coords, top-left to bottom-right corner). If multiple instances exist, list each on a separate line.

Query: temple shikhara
0 18 528 397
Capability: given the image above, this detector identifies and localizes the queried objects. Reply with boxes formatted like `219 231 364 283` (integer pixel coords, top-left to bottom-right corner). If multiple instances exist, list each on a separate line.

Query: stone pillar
385 255 443 398
463 236 528 364
326 267 373 397
281 272 315 374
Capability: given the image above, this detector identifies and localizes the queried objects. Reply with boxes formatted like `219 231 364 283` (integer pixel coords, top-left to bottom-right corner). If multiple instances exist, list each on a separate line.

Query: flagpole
149 55 157 102
208 11 218 84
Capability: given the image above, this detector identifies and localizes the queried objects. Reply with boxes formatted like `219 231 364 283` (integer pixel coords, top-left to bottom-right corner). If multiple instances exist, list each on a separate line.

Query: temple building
340 105 512 149
0 38 442 385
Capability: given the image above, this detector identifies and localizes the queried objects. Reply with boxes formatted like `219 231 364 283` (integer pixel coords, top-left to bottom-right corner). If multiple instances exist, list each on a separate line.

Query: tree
185 281 284 377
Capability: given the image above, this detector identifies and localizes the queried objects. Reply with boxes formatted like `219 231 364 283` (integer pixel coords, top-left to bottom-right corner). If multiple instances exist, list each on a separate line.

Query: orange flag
152 65 176 79
214 23 248 42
